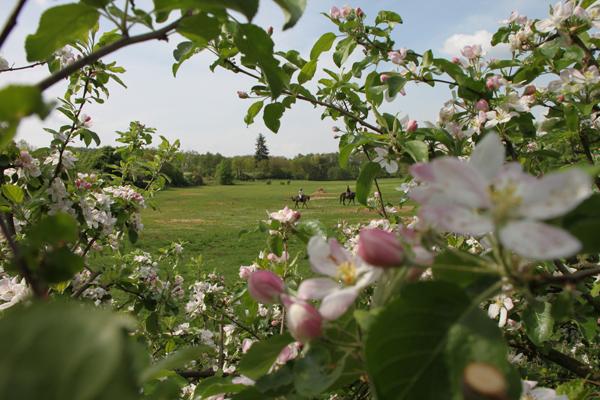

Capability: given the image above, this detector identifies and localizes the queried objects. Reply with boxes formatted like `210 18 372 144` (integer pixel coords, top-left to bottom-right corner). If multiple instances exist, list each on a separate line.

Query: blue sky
1 0 550 156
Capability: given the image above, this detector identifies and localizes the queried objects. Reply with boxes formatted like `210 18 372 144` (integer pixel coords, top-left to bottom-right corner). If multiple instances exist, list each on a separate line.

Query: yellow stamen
337 261 358 286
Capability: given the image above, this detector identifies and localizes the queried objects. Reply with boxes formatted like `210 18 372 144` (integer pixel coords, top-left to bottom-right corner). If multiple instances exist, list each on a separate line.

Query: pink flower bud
332 126 340 133
341 5 353 18
267 26 274 36
406 119 418 132
242 338 254 353
523 85 536 96
356 7 364 18
80 114 92 128
475 99 489 112
357 228 404 268
248 270 285 304
380 73 390 83
556 94 565 103
330 6 341 20
237 91 249 99
282 296 323 343
451 56 461 64
486 75 502 90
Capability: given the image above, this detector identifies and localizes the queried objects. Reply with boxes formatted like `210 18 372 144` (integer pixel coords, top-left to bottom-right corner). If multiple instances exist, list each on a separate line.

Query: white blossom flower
487 294 514 327
373 147 398 173
297 236 382 320
521 381 568 400
536 1 576 33
0 276 30 310
268 206 300 224
485 108 518 128
410 133 592 260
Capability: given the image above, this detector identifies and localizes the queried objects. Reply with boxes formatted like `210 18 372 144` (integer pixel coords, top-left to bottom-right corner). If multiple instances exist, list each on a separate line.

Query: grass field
127 178 405 282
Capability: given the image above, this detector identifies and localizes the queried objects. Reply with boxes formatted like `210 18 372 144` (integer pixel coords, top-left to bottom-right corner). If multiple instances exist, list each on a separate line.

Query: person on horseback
298 188 304 201
346 185 351 195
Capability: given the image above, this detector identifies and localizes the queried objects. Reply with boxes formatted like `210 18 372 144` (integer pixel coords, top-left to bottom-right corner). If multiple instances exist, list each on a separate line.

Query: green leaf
404 140 428 162
141 346 211 382
176 13 220 45
557 193 600 253
81 0 111 7
263 103 285 133
25 3 99 62
375 10 403 25
244 101 264 125
268 234 284 256
0 85 47 146
310 32 336 60
194 376 247 398
333 36 357 68
523 301 554 346
356 161 381 205
238 333 293 380
293 343 346 397
153 0 258 22
0 301 140 400
366 282 520 400
235 24 287 98
1 184 24 204
491 26 512 45
298 60 317 84
28 213 78 246
41 247 85 283
272 0 307 30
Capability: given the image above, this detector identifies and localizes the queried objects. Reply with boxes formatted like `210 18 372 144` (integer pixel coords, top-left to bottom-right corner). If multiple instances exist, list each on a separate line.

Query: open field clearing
133 179 406 281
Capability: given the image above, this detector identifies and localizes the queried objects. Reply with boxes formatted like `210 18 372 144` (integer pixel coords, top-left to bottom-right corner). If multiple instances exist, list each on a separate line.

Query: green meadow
126 178 406 282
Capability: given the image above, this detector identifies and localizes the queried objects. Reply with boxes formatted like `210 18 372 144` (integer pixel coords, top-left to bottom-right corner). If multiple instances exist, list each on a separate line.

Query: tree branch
0 61 45 73
176 368 220 380
531 265 600 287
0 0 28 51
37 17 184 92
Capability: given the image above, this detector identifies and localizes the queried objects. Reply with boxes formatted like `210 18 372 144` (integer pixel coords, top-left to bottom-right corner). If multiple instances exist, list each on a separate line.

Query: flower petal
420 203 493 235
425 158 490 208
499 221 582 260
319 287 359 320
297 278 338 300
469 133 505 181
518 168 592 220
307 236 338 277
488 303 500 319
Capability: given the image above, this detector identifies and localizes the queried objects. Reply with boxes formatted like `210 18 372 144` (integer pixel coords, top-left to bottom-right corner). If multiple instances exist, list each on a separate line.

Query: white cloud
441 29 493 56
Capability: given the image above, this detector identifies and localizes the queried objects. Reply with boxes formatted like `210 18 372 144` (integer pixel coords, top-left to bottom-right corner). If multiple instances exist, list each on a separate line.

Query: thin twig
0 61 45 73
37 17 184 91
0 0 28 51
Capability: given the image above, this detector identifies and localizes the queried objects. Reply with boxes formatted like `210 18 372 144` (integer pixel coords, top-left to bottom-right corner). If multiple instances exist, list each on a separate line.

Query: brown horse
340 191 356 205
291 194 310 208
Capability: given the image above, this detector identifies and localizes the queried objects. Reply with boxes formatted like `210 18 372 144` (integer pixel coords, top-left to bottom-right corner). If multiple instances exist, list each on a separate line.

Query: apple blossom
267 251 289 263
521 381 568 400
357 228 404 268
239 264 258 280
329 6 341 20
475 99 489 112
486 75 504 90
409 133 592 259
282 295 323 342
0 276 30 311
356 7 364 18
380 73 390 83
341 5 353 18
536 0 576 33
241 338 254 354
501 11 528 26
405 119 418 133
269 206 300 224
276 341 301 364
461 44 483 60
485 107 518 128
523 85 536 96
487 294 514 327
388 48 407 65
298 236 381 320
373 147 398 173
247 270 285 304
80 114 92 128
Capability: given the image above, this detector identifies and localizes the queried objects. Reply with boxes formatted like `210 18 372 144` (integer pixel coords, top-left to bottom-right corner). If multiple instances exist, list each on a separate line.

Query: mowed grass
130 179 405 282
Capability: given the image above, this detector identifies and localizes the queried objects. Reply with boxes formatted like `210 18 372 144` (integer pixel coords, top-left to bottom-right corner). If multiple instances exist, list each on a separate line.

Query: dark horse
291 194 310 208
340 187 356 205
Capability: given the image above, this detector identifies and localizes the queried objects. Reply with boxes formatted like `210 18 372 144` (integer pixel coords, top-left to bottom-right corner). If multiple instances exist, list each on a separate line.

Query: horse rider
346 185 352 195
298 188 304 200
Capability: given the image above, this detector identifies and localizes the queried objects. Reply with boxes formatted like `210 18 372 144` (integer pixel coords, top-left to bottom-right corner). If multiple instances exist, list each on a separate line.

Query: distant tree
215 159 234 185
254 133 269 162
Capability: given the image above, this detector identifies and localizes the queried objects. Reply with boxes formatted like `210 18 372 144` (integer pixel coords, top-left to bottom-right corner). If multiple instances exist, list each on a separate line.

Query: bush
215 159 234 185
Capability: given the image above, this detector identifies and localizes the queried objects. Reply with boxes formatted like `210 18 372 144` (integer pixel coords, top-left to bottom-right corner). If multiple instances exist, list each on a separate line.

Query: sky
0 0 551 157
